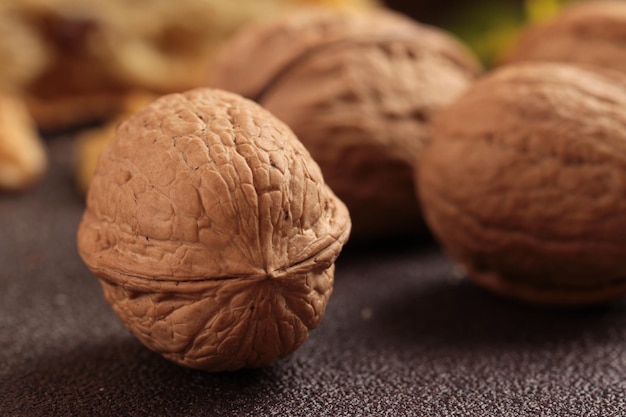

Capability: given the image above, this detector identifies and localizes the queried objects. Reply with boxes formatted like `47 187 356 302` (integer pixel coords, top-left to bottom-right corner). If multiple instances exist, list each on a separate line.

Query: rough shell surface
503 0 626 74
417 63 626 305
77 88 351 371
211 9 480 240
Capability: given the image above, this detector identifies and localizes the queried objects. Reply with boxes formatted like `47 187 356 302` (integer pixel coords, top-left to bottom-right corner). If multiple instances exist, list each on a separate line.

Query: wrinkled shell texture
504 1 626 74
77 88 351 371
418 63 626 305
211 9 480 239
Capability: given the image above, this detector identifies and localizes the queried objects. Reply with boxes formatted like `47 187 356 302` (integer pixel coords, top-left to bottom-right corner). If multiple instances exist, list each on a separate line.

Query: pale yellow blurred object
0 95 47 191
75 91 156 194
0 7 49 93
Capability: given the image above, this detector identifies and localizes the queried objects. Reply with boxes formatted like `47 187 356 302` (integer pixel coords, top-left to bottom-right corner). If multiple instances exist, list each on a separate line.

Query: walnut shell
77 88 351 371
417 63 626 306
211 8 480 240
503 0 626 73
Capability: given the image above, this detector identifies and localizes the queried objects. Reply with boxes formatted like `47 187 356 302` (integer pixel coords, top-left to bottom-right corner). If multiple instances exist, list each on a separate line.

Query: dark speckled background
4 2 626 416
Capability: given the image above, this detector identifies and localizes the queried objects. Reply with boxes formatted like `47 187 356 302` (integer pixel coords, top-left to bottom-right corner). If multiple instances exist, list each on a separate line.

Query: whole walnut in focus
418 62 626 306
211 8 481 241
77 88 351 371
504 0 626 73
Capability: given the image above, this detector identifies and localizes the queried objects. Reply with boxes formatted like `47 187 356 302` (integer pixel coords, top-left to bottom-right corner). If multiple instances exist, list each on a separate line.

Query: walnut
0 94 47 191
417 62 626 306
77 88 351 371
210 8 480 240
503 0 626 73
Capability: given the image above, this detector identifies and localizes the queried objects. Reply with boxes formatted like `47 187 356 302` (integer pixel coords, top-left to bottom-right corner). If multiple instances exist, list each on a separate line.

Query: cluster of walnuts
74 0 626 371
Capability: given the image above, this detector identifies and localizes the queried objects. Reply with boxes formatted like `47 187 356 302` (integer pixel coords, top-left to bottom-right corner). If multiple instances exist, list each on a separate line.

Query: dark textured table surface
3 135 626 416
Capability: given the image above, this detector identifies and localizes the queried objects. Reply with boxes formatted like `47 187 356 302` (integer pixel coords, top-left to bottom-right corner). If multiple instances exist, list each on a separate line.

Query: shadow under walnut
77 88 351 372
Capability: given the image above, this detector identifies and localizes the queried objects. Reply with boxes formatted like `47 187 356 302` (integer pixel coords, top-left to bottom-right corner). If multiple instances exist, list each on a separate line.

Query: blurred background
0 0 575 128
394 0 573 66
0 0 576 194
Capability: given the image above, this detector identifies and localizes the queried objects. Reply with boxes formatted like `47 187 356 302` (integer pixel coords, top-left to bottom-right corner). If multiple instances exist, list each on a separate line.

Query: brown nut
77 88 351 371
503 0 626 73
211 8 480 241
418 62 626 306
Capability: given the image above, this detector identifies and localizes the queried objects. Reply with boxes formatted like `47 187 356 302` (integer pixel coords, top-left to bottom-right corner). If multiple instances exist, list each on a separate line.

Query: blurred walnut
418 63 626 305
503 0 626 73
0 94 47 191
211 8 480 241
77 88 351 371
